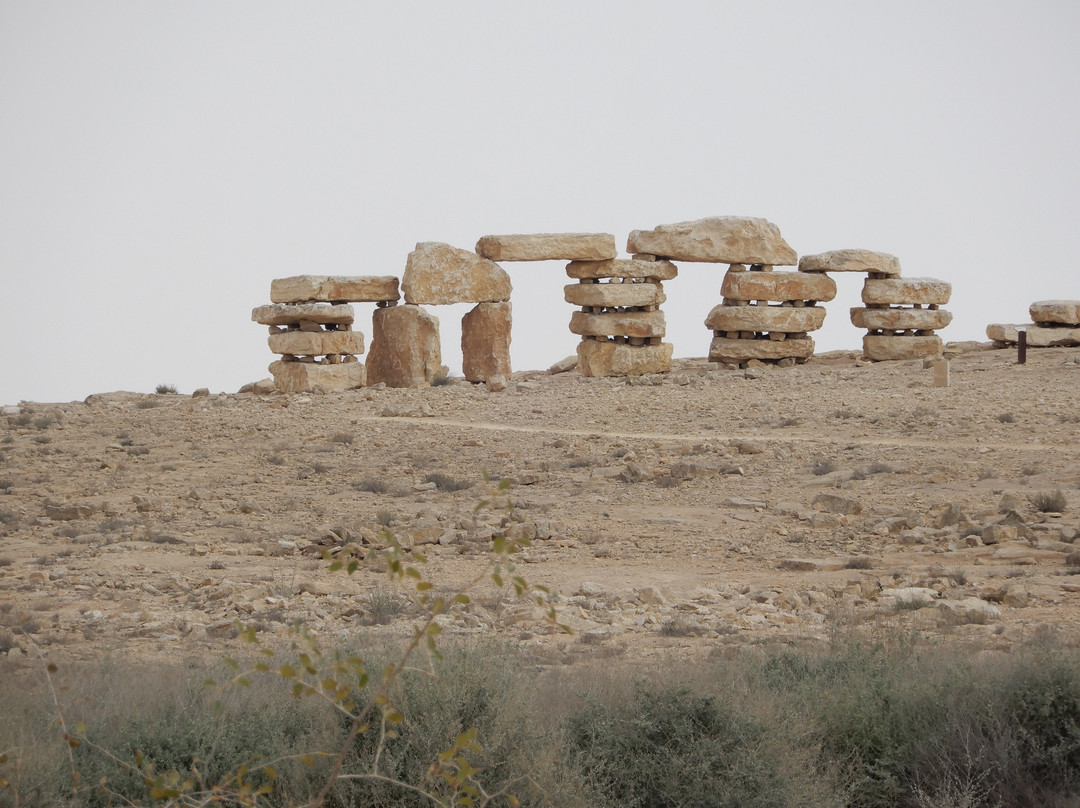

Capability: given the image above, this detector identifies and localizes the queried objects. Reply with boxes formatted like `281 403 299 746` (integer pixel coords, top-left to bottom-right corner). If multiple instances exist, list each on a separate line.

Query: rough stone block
862 334 943 361
366 304 443 387
577 340 673 377
268 331 366 356
570 310 666 338
252 303 354 326
268 360 365 393
705 304 826 333
1030 300 1080 326
627 216 797 265
850 307 953 331
474 233 616 262
461 302 512 383
270 275 399 304
720 270 836 303
567 258 678 281
862 277 951 306
708 336 815 364
986 324 1080 347
564 282 666 309
402 242 511 305
798 249 901 276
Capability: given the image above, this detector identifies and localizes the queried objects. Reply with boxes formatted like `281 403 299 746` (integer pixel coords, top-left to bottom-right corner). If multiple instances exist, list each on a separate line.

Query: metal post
1018 330 1027 365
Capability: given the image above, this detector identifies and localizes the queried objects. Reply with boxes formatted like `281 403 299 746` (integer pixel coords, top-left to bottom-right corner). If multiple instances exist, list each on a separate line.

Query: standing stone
475 233 617 262
402 242 512 305
270 275 400 304
461 302 512 383
798 249 901 277
626 216 797 265
366 304 443 387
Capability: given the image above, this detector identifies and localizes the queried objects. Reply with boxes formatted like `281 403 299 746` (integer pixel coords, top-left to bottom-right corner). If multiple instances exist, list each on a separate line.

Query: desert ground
1 344 1078 672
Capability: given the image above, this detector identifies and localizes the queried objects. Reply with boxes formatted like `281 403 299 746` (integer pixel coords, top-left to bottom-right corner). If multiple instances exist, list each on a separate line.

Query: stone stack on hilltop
251 275 399 392
800 250 953 362
987 300 1080 348
640 216 829 367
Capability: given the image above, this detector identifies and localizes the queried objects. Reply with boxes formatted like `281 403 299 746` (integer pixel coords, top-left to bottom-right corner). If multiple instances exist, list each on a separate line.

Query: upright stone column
366 304 444 387
461 302 512 383
854 277 952 361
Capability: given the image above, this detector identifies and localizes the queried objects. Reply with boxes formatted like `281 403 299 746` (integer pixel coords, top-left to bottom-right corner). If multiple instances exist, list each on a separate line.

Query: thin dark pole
1018 330 1027 364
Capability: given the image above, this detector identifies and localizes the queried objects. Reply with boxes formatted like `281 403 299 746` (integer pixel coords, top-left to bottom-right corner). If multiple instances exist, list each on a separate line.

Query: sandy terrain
2 344 1079 672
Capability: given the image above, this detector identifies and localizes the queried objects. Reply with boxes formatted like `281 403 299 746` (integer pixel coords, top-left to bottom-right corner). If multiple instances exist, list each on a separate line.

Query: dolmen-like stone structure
800 249 952 362
987 300 1080 348
251 276 399 392
660 217 832 367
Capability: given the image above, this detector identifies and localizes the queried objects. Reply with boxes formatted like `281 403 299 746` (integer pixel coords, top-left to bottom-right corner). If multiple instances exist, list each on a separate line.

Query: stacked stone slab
629 216 824 367
251 275 399 392
390 242 513 387
801 250 953 362
986 300 1080 347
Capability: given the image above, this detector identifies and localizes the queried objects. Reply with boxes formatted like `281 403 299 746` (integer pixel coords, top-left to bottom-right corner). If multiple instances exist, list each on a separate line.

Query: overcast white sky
2 1 1078 403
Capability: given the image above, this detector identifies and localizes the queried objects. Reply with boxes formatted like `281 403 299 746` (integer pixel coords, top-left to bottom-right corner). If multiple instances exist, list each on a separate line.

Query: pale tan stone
626 216 797 265
270 275 399 304
366 304 443 387
268 360 366 393
862 277 951 306
461 302 512 383
798 249 901 277
402 242 511 305
566 258 678 281
268 331 366 356
475 233 616 262
986 324 1080 347
704 304 825 333
850 307 953 331
570 310 666 338
1030 300 1080 326
708 336 815 364
251 303 354 326
862 334 943 361
720 270 836 303
577 340 673 377
564 282 666 308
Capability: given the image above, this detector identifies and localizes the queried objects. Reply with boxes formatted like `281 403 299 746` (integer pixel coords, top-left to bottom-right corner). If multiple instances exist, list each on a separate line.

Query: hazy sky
2 1 1078 404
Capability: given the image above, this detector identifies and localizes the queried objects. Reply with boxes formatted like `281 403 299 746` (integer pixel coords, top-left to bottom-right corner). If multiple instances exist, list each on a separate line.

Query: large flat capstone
270 276 400 304
798 249 901 277
986 324 1080 347
402 242 511 305
474 233 616 262
626 216 797 265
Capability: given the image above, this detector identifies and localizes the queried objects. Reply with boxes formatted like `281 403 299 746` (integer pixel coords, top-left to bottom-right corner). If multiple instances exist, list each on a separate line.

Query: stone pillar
461 302 512 383
852 276 952 361
366 304 444 387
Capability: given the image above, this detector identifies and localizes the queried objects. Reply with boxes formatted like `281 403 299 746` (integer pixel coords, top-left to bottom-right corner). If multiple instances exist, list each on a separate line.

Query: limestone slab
567 258 678 281
862 334 943 361
1030 300 1080 326
564 282 666 308
402 242 511 305
720 270 836 303
576 340 673 377
705 304 825 333
270 275 399 304
798 249 901 276
268 360 365 393
251 303 354 326
474 233 616 262
626 216 797 265
708 336 815 364
461 302 512 383
366 304 443 387
570 310 666 338
850 307 953 331
986 323 1080 347
268 331 366 356
862 277 951 306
